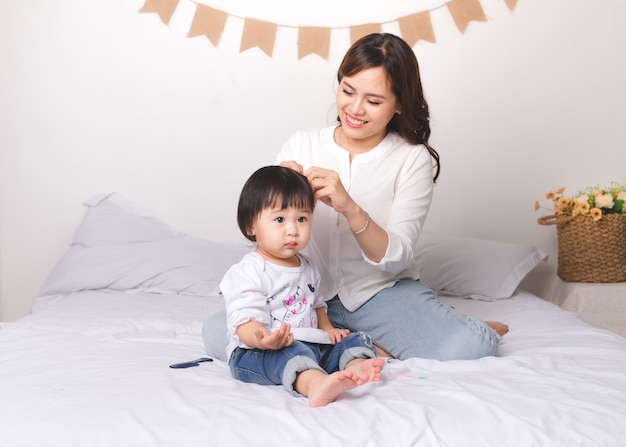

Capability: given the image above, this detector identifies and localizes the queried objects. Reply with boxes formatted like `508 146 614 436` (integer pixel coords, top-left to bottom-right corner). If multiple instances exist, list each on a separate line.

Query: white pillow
39 193 546 302
415 232 548 301
39 193 251 297
71 192 186 246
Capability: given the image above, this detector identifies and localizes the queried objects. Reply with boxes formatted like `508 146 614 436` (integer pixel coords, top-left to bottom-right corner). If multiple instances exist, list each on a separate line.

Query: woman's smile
345 113 367 128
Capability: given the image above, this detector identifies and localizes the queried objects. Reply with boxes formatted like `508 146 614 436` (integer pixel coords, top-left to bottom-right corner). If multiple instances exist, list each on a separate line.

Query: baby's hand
324 327 350 344
255 322 294 350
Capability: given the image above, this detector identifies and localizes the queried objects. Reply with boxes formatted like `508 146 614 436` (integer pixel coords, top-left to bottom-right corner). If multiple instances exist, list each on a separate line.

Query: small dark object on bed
169 358 214 368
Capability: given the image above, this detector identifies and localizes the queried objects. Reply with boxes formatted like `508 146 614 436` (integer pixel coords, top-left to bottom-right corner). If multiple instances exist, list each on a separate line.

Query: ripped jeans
326 279 500 361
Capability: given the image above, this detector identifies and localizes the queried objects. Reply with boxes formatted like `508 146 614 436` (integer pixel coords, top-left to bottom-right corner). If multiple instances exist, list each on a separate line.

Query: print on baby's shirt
268 283 316 328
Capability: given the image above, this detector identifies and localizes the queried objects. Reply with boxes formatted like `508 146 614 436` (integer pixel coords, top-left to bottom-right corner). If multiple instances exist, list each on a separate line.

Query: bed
2 193 626 447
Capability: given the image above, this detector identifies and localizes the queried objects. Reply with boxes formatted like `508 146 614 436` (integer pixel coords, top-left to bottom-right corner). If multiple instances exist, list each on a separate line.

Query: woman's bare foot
487 320 509 336
345 357 385 382
307 371 365 407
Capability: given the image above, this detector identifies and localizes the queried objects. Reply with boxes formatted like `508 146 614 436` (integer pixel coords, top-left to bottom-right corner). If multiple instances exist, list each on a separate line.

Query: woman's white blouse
276 126 434 311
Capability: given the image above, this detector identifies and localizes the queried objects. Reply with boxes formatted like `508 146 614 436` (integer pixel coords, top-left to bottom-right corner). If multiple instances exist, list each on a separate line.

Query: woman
275 33 507 360
203 33 507 362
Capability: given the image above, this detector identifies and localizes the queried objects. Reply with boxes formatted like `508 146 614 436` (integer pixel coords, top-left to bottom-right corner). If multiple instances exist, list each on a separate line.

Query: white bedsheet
1 290 625 447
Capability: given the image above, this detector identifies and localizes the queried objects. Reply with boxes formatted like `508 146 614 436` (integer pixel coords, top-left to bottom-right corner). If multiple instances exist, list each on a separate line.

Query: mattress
2 192 625 446
1 289 626 447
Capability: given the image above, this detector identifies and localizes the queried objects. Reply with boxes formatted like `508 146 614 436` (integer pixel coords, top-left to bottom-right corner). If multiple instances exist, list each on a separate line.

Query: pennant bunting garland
349 23 383 45
240 18 278 57
139 0 519 60
446 0 487 34
504 0 518 10
398 11 436 46
187 4 227 46
297 27 331 60
140 0 180 25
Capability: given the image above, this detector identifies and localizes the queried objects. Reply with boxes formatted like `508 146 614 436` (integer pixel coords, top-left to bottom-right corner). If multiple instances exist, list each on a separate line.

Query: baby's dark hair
237 165 315 242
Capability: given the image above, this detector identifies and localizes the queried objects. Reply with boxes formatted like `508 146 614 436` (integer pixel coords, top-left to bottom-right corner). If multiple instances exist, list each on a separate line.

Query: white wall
1 0 625 321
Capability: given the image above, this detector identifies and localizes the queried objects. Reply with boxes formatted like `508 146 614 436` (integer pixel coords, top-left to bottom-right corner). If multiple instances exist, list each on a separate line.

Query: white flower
617 191 626 202
574 194 589 203
595 193 614 209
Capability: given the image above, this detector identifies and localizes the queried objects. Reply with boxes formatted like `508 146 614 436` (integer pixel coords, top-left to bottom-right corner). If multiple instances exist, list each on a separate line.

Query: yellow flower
572 201 590 216
536 181 626 223
554 197 569 213
590 208 602 221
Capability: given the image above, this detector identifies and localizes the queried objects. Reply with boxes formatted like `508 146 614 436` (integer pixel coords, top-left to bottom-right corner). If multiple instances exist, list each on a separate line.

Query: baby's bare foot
487 321 509 336
346 358 385 382
308 371 363 407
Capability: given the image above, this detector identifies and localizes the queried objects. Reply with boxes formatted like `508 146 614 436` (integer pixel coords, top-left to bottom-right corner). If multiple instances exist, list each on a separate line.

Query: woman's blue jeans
326 279 499 361
229 333 376 396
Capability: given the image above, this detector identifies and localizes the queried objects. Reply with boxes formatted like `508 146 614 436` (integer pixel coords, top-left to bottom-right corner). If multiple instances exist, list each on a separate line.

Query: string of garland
138 0 518 59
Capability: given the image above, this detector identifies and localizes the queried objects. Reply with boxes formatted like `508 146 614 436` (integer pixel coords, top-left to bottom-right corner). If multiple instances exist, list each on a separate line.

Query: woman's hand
304 167 355 214
279 160 304 174
305 166 387 262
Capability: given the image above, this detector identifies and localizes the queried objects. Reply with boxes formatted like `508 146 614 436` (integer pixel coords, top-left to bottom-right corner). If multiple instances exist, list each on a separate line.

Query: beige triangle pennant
398 11 436 45
139 0 180 26
240 18 277 57
446 0 487 34
187 4 227 46
504 0 518 10
349 23 383 45
297 27 331 60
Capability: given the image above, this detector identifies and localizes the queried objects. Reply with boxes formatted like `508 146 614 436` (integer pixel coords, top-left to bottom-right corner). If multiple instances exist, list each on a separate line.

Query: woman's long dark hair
337 33 440 182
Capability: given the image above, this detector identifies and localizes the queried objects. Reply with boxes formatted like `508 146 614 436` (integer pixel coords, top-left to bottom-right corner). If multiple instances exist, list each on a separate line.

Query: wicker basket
538 213 626 282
